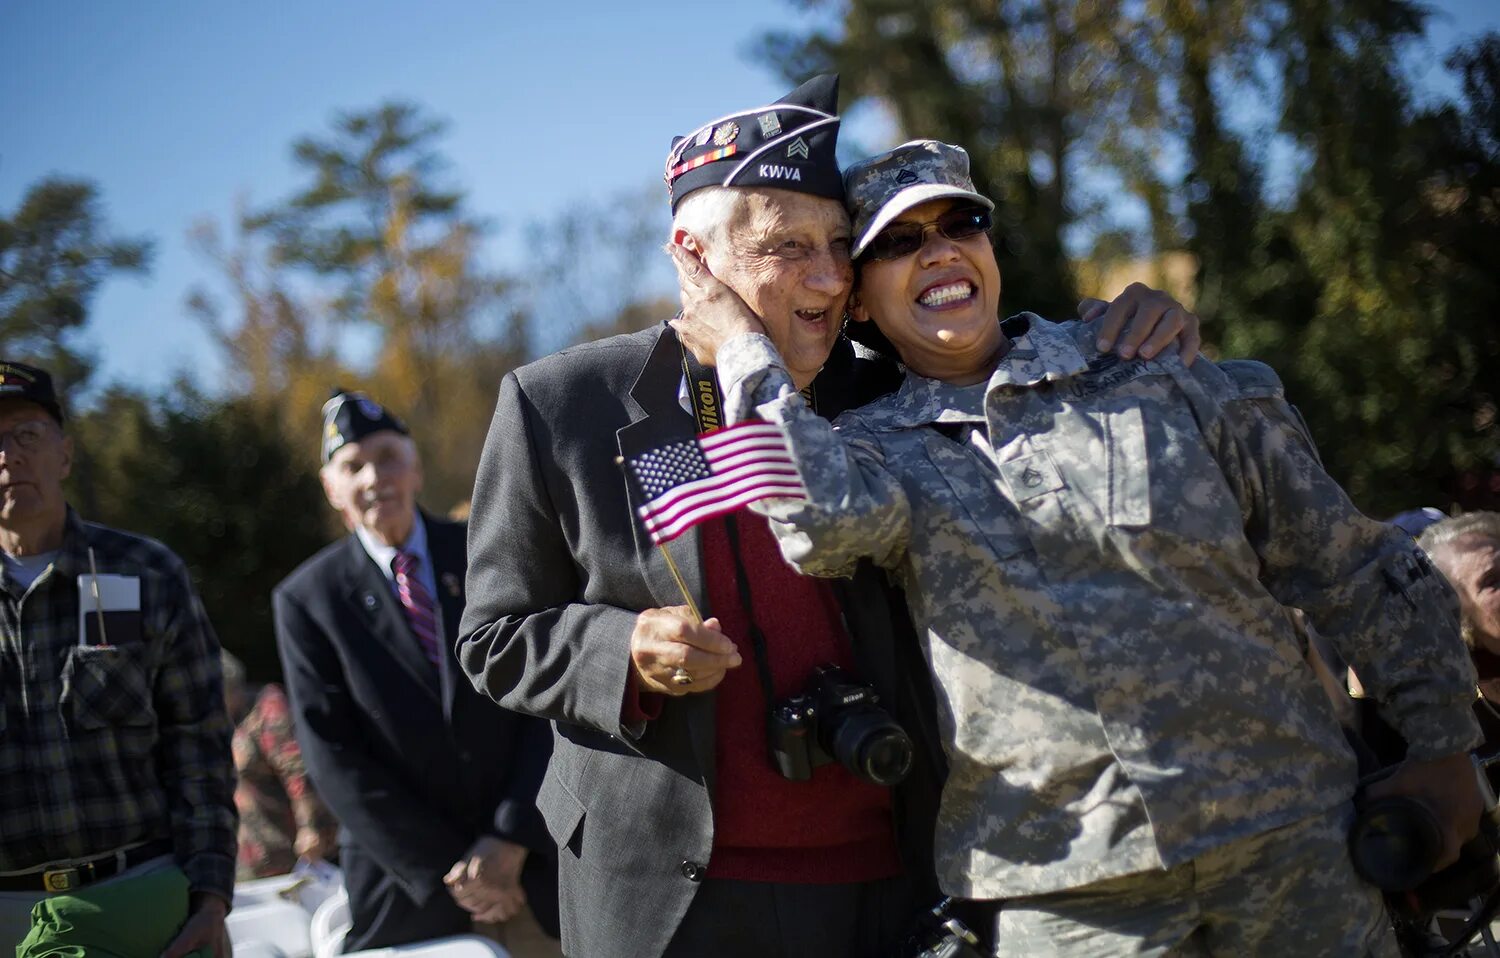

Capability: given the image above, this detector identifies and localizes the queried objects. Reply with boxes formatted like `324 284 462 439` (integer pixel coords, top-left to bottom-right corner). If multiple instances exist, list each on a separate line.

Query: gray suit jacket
459 323 943 958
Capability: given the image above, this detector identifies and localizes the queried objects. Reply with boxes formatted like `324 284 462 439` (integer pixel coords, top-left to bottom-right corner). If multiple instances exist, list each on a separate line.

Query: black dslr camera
1348 755 1500 957
768 665 914 786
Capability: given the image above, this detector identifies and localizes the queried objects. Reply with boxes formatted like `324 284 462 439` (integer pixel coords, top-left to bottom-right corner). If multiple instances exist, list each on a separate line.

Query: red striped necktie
391 550 442 667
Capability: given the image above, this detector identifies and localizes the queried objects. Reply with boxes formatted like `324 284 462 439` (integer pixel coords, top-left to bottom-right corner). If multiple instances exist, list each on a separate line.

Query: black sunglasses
860 205 993 263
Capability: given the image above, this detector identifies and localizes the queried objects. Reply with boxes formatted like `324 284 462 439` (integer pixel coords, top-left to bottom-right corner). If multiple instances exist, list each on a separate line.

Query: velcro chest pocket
62 644 156 731
918 431 1030 560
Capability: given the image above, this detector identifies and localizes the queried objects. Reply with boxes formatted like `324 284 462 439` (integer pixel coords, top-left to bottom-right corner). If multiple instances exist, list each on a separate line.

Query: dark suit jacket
273 513 557 939
459 324 945 958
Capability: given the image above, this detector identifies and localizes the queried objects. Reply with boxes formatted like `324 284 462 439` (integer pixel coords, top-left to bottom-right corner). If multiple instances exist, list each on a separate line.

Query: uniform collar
867 313 1090 428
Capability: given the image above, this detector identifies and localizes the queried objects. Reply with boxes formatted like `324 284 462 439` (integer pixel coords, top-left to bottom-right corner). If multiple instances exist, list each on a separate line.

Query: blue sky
3 0 1497 396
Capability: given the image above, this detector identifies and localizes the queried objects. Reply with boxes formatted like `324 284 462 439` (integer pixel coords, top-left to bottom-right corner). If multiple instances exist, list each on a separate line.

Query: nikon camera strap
680 341 779 707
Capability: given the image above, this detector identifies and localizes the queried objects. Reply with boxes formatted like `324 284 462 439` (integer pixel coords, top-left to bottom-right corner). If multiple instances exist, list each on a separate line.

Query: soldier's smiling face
850 198 1005 385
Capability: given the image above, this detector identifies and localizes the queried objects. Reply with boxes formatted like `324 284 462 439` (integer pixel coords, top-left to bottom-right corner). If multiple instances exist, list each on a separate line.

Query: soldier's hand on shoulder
630 605 742 696
1080 282 1202 366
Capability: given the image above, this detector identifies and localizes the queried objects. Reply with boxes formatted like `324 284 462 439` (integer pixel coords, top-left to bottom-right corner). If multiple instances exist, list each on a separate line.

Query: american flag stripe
645 482 808 542
628 421 808 545
640 457 801 523
640 469 807 538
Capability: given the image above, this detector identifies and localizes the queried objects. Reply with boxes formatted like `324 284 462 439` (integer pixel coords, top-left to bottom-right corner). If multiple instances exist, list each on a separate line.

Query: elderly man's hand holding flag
616 419 806 696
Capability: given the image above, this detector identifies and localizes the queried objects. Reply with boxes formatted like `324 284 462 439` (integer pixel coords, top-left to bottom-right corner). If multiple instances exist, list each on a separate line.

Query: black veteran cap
664 74 843 212
0 360 64 424
321 388 408 463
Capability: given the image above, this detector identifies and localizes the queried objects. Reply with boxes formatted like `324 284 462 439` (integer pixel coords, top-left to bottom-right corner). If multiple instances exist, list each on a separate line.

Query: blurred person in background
0 360 236 957
221 649 338 881
1420 513 1500 774
274 390 558 954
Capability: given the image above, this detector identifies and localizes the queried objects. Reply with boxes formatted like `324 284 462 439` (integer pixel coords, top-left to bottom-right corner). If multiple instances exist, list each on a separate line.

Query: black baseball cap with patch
664 74 843 212
0 360 65 424
321 388 409 464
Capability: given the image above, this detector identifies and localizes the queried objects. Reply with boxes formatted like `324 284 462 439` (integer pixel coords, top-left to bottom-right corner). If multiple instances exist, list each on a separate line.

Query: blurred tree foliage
66 386 328 680
760 0 1500 514
529 185 677 353
0 179 152 390
193 102 529 512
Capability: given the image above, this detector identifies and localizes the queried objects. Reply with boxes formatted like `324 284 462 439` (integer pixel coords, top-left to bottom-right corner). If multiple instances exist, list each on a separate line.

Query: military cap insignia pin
896 169 919 185
356 398 385 420
693 126 713 148
786 137 810 159
712 121 739 146
758 112 782 138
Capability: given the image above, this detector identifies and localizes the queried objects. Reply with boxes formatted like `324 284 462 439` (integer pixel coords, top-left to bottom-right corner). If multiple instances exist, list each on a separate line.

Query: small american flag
623 422 807 544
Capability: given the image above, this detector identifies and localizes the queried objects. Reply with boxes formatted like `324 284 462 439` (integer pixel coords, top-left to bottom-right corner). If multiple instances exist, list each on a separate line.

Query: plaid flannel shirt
0 509 237 901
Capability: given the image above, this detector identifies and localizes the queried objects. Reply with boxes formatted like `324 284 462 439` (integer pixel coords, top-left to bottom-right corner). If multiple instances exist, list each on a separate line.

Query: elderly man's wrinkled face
320 430 423 546
0 400 71 529
1436 534 1500 654
698 189 853 387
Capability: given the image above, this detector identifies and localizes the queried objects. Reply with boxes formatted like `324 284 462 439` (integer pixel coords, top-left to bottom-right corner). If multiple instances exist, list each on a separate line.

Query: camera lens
826 707 914 786
1348 795 1445 892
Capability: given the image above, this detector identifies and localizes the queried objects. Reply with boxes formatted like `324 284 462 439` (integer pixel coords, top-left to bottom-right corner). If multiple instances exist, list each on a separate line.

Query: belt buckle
42 867 79 892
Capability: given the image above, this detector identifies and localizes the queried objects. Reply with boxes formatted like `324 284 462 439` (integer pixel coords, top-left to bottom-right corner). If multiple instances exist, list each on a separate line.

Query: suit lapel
338 536 442 703
616 323 717 793
425 514 469 724
616 324 707 616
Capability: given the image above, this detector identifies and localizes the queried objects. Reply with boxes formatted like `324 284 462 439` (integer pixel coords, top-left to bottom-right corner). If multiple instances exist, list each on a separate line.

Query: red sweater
697 512 900 883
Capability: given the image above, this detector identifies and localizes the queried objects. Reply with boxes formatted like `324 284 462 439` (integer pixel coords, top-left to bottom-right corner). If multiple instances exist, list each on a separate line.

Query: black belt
0 839 174 893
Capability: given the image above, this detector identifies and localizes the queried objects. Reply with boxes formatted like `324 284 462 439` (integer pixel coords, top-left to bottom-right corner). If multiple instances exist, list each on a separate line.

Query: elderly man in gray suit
458 76 1199 958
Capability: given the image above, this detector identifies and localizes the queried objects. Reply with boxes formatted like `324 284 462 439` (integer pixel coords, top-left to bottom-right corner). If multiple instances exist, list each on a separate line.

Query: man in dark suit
274 391 558 954
458 77 1199 958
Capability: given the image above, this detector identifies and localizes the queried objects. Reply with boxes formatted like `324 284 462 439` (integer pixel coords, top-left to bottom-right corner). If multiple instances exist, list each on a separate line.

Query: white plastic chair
225 900 314 958
343 935 510 958
231 872 306 911
310 886 352 958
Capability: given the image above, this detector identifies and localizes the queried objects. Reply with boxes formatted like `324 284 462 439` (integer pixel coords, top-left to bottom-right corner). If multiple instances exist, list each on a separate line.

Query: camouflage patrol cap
844 140 994 259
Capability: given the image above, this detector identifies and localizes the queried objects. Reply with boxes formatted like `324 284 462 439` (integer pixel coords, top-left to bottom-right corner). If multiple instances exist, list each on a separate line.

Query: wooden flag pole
616 454 703 625
658 540 703 625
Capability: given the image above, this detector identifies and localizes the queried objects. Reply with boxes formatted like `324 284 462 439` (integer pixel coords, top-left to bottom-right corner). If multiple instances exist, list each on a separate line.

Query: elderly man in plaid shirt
0 360 236 956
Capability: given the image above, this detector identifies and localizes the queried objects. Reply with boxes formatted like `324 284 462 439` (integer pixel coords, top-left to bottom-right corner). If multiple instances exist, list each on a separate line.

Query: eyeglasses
860 205 993 262
0 421 52 452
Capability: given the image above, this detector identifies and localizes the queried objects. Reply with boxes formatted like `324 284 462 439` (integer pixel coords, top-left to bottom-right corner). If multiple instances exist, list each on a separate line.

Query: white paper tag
77 574 141 646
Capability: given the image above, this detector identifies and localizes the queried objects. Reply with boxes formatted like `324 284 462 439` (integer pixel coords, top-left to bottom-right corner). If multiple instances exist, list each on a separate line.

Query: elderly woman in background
222 651 338 880
1420 513 1500 760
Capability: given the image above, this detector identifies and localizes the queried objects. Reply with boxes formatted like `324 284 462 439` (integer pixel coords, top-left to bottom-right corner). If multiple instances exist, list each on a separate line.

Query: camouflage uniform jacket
716 315 1481 899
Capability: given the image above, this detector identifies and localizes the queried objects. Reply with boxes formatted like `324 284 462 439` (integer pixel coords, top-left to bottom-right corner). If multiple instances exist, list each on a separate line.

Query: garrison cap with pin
664 74 844 212
0 359 65 424
321 388 408 463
